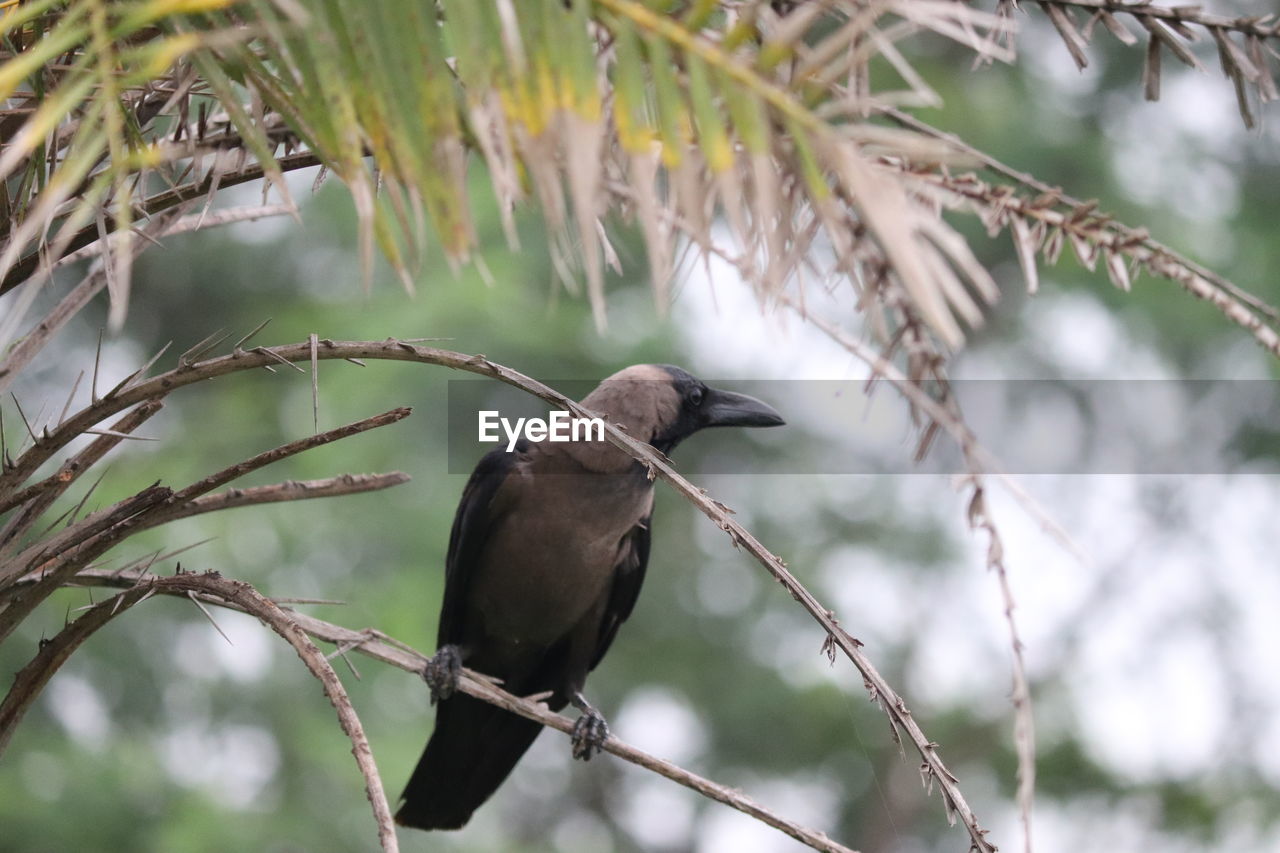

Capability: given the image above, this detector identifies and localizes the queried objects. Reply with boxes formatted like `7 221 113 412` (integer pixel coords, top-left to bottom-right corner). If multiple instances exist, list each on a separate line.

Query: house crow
395 364 784 831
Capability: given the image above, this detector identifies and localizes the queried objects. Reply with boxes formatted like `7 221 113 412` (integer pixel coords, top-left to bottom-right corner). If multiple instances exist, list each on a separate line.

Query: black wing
589 513 652 670
435 445 521 648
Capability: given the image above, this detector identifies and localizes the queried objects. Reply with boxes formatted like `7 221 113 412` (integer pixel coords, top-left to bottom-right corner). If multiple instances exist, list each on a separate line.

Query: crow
395 364 784 830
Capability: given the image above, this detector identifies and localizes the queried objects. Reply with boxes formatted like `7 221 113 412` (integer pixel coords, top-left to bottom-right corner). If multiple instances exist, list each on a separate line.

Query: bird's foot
422 645 462 704
570 693 609 761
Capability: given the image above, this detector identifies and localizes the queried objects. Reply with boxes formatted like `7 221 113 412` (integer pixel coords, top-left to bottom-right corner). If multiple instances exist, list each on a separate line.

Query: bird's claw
422 645 462 704
571 709 609 761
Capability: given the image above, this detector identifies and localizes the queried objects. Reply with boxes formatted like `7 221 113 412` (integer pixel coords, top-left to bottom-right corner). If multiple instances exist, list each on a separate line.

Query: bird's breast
467 472 650 648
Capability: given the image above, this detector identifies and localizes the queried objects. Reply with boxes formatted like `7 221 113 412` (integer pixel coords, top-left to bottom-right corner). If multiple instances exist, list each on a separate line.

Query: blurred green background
3 10 1280 853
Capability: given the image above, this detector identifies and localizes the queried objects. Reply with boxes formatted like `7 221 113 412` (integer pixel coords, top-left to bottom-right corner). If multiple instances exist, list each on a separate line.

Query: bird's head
581 364 784 455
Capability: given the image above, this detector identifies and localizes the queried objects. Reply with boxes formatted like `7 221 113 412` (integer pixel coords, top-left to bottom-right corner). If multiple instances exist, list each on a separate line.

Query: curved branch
0 340 998 851
0 399 164 535
54 567 861 853
0 473 408 644
0 571 400 853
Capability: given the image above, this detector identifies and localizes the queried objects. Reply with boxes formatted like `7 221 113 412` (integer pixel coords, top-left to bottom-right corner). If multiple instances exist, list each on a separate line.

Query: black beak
701 388 785 429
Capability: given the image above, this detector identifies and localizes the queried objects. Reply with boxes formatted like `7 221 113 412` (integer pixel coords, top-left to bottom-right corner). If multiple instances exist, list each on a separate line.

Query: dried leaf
1144 34 1163 101
1105 248 1131 292
1010 216 1040 295
1140 18 1205 72
1042 2 1090 70
1098 11 1139 46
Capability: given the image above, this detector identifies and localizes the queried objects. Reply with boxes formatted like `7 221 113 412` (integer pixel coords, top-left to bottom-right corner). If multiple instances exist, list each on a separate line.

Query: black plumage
395 364 783 831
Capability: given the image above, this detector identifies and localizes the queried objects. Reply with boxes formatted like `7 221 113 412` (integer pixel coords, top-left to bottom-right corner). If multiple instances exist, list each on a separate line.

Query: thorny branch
36 567 862 853
0 150 321 299
778 295 1039 851
0 407 409 642
0 571 400 853
0 340 999 851
1023 0 1280 126
130 472 412 533
1037 0 1280 41
876 111 1280 362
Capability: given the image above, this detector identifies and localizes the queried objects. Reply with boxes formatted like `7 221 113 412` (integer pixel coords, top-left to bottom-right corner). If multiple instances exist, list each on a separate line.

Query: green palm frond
3 0 1014 346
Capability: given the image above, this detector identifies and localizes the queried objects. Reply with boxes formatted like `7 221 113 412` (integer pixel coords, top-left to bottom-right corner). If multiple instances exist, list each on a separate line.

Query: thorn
58 371 84 426
92 329 104 403
233 318 272 352
10 393 38 446
326 642 363 679
344 358 366 367
254 346 305 373
120 341 173 391
309 333 319 433
62 470 108 530
82 429 158 441
179 328 230 366
188 591 233 645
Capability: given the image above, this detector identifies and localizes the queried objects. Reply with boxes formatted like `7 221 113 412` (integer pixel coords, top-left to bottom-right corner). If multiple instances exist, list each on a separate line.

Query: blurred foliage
3 9 1280 853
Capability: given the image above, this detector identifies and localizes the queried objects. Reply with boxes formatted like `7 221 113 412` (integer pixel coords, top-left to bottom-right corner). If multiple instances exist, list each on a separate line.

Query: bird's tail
395 692 546 830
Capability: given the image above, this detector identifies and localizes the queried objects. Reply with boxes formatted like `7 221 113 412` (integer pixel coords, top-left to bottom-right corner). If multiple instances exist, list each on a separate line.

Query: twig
0 484 174 643
132 473 411 533
0 571 400 853
0 209 188 397
882 107 1280 327
0 152 322 299
0 400 164 549
50 568 860 853
879 109 1280 361
965 480 1035 853
1037 0 1280 42
1 484 172 588
167 408 411 503
779 296 1041 849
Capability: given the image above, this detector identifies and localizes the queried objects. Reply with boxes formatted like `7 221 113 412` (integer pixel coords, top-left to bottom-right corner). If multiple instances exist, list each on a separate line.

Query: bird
395 364 784 831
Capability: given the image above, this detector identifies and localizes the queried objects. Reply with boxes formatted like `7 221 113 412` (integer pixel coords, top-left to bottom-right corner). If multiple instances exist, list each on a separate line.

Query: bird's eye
689 387 704 407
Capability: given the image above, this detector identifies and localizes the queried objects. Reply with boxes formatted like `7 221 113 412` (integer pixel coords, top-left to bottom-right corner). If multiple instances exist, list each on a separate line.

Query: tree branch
878 110 1280 362
51 568 861 853
1038 0 1280 41
168 407 411 503
133 472 412 533
0 151 321 299
0 399 164 536
0 570 400 853
0 473 408 645
0 204 296 397
0 340 998 851
0 207 189 394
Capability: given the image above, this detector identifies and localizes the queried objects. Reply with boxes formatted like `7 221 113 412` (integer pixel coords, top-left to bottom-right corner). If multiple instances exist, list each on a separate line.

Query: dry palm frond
1022 0 1280 127
2 0 1015 350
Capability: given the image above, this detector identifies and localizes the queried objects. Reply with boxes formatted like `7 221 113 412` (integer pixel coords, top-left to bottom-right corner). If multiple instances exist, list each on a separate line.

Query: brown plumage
395 364 783 831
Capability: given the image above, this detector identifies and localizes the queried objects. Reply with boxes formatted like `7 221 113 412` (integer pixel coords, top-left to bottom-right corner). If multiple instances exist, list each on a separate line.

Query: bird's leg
421 644 462 704
569 692 610 761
